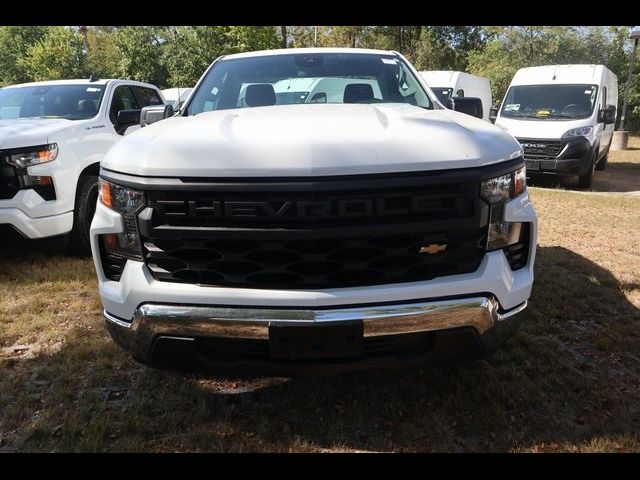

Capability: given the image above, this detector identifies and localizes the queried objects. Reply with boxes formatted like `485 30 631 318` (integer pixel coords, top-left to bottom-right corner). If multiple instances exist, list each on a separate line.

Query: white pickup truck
0 78 165 253
91 48 537 374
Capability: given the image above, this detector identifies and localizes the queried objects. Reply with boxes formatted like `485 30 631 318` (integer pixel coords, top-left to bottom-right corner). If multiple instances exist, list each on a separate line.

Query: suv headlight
481 167 526 250
562 126 593 139
5 144 58 168
98 179 145 259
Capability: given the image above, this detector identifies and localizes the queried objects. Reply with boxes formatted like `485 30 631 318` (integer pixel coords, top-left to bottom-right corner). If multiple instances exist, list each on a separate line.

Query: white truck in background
161 87 193 112
495 64 618 188
419 71 492 122
0 78 165 253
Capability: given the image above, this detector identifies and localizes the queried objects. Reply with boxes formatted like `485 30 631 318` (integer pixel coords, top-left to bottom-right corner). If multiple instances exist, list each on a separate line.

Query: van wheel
596 149 609 171
70 175 98 255
577 152 596 189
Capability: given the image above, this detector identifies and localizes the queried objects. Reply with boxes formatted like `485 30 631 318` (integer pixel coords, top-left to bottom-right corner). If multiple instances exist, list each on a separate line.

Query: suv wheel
70 175 98 255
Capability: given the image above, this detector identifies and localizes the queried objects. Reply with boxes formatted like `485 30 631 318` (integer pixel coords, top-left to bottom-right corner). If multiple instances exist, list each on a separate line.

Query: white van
495 64 618 188
419 71 492 121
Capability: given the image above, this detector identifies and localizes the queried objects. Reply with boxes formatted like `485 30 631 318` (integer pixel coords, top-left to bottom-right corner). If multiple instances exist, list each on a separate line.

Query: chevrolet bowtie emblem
419 244 447 255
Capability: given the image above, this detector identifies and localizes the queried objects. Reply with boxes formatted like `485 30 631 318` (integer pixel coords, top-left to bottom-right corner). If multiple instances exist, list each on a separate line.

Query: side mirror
489 105 499 124
140 104 174 127
116 109 141 126
598 104 616 125
446 96 484 119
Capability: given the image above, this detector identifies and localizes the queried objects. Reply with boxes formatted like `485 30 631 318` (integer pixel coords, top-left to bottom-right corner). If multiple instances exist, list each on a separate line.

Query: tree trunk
280 26 287 48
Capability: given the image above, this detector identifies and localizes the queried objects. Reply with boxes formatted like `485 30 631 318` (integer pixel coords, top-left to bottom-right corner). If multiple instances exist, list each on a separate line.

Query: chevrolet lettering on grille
158 196 454 221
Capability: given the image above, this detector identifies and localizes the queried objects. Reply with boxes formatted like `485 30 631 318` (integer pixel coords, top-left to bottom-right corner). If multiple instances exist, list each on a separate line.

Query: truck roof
1 78 157 89
419 71 488 87
510 64 616 86
223 47 397 60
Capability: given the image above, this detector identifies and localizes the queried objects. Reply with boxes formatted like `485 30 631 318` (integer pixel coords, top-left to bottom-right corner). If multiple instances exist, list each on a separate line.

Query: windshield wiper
546 113 582 119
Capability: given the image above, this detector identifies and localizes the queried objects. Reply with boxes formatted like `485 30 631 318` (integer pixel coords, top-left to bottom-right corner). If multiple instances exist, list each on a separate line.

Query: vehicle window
501 84 598 120
110 86 140 124
430 87 453 105
136 87 164 107
0 84 104 120
187 53 433 115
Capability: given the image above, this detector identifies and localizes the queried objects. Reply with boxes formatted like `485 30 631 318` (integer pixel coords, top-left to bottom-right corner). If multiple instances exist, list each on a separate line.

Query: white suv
90 49 537 374
0 78 165 252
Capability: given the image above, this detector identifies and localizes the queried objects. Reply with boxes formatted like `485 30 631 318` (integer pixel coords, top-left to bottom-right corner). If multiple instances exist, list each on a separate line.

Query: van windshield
0 84 105 120
186 52 433 114
501 84 598 120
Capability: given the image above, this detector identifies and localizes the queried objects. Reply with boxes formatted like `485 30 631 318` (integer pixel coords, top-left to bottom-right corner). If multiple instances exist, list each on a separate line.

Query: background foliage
0 26 637 131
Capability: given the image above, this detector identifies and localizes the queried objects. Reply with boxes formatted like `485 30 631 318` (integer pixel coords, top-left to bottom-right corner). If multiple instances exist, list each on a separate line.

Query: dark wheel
596 147 609 171
70 175 99 255
578 151 596 189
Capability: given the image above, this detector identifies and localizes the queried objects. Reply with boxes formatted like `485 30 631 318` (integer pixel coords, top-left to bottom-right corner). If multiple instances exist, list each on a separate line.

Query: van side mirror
140 104 174 127
489 105 499 124
598 104 616 125
446 96 483 119
116 109 141 126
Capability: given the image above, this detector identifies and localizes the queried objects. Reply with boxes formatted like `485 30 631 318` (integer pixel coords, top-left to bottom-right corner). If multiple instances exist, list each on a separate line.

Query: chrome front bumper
104 296 527 365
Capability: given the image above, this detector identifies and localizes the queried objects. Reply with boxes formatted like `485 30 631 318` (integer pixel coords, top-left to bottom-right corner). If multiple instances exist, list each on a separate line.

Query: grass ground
1 139 639 452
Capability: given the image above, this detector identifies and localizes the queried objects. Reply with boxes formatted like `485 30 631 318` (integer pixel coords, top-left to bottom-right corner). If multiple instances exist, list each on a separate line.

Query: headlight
481 167 526 251
5 143 58 168
98 179 145 259
562 126 593 139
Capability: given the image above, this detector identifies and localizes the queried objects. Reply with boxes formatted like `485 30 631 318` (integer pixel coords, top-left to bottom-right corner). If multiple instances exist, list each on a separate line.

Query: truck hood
495 115 594 140
0 118 73 149
103 104 523 177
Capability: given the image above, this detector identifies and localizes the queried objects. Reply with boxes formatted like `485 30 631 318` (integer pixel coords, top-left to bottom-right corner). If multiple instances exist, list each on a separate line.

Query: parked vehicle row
0 48 620 373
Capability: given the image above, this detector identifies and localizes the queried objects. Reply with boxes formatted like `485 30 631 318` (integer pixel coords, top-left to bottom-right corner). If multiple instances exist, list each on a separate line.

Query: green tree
163 26 280 87
113 26 169 87
0 26 49 86
21 26 86 81
85 26 121 79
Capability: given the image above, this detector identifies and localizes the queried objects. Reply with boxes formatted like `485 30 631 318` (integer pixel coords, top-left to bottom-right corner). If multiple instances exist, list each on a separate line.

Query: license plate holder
525 160 540 171
269 322 363 360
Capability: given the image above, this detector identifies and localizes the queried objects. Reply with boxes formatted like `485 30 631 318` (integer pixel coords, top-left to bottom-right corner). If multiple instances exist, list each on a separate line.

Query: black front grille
518 139 564 160
137 172 490 290
143 228 486 289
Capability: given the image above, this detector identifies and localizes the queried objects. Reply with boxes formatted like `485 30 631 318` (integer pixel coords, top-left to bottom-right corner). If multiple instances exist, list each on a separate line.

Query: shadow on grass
1 246 639 452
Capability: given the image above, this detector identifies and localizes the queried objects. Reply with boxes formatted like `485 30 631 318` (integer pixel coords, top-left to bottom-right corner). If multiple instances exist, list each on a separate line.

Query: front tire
578 152 596 189
596 148 609 171
70 175 99 255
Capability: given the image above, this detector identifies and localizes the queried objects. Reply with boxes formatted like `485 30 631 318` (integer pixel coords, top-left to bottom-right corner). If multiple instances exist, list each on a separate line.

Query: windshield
186 52 433 115
0 84 105 120
429 87 453 105
501 84 598 120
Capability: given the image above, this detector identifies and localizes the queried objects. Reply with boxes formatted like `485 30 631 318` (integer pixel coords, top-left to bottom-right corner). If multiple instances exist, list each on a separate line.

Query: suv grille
136 172 491 290
518 139 564 161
